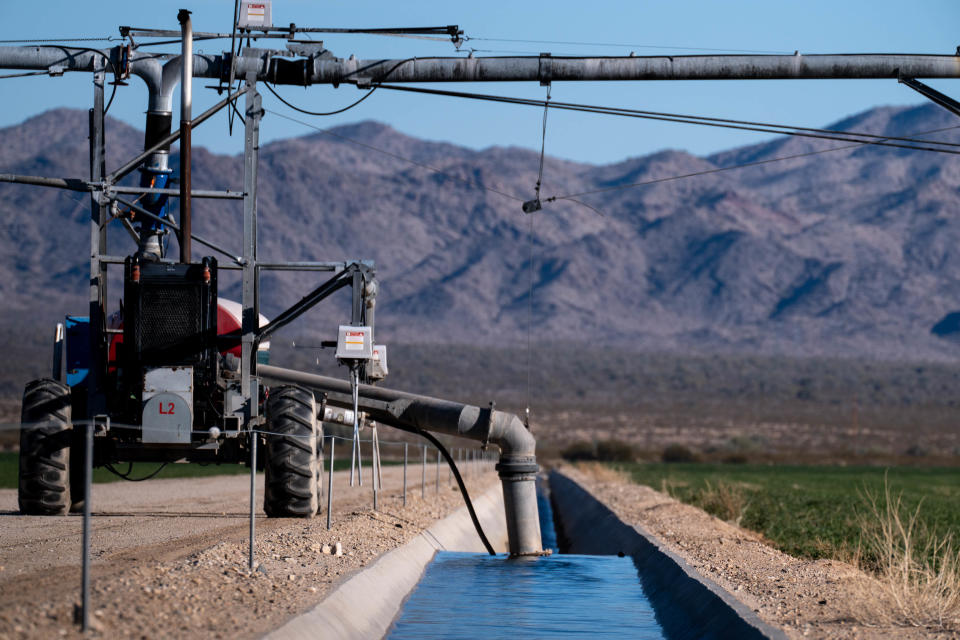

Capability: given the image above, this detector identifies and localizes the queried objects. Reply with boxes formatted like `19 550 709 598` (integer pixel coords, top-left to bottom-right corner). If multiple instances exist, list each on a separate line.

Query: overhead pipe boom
1 48 960 86
257 364 542 556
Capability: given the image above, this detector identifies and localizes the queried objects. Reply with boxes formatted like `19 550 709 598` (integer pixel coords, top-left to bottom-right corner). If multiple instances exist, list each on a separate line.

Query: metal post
80 421 93 632
240 72 260 425
248 433 257 570
402 443 407 507
177 9 193 263
349 367 362 487
326 436 334 530
87 61 107 424
318 424 324 504
52 323 64 381
436 449 440 493
421 445 426 499
372 427 378 511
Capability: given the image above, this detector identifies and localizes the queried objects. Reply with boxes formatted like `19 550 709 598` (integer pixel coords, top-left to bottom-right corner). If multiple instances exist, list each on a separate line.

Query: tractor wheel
263 386 318 518
18 379 72 515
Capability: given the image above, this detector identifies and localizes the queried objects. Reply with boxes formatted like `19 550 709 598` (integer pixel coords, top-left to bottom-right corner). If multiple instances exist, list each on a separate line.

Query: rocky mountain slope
2 102 960 360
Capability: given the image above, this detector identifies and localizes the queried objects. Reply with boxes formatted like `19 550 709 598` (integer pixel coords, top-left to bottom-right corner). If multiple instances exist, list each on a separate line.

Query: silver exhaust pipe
177 9 193 263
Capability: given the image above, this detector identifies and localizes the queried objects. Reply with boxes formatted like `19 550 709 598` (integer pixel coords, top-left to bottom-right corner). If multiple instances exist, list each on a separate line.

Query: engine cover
142 366 193 443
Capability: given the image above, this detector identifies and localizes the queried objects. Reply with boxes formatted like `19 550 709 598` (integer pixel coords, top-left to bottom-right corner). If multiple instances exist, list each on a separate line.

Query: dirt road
0 462 499 638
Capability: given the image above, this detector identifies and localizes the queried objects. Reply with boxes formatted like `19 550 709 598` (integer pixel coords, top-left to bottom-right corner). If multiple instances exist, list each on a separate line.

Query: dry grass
699 480 750 526
853 478 960 630
571 461 631 484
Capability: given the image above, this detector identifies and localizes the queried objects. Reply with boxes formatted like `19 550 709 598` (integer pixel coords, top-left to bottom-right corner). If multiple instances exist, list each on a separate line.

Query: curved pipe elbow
489 412 535 458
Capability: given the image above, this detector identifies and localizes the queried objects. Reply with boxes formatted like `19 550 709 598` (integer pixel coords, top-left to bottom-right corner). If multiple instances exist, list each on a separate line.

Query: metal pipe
3 47 960 86
257 364 542 555
80 422 93 632
52 323 64 381
326 436 334 530
248 431 257 570
403 443 407 507
305 53 960 84
178 9 193 264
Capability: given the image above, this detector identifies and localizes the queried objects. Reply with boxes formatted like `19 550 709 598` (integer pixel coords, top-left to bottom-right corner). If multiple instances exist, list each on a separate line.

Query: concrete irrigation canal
271 471 786 639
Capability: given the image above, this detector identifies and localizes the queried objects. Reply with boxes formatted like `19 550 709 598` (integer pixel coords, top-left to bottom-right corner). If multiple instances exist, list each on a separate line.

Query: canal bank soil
0 463 498 639
562 464 954 640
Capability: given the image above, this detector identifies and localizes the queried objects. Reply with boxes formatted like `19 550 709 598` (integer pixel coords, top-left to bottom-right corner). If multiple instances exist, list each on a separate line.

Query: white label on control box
335 325 373 360
238 1 272 28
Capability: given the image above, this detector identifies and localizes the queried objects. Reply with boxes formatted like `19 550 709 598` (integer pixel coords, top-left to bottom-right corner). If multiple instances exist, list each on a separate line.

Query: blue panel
65 315 90 387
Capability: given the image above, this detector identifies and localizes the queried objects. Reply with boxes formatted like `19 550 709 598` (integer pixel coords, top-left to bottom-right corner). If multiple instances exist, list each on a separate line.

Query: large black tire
263 386 318 518
18 379 72 515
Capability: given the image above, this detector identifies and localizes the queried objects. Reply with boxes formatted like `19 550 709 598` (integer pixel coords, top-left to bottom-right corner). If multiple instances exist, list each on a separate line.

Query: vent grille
135 285 204 359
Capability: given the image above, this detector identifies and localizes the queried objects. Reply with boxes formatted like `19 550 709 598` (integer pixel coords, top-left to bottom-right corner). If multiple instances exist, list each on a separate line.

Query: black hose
374 417 496 556
104 462 169 482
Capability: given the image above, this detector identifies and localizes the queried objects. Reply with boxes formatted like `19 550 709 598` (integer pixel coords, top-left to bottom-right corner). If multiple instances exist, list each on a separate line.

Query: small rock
321 545 332 555
284 557 296 564
334 542 343 557
288 574 296 581
308 586 317 593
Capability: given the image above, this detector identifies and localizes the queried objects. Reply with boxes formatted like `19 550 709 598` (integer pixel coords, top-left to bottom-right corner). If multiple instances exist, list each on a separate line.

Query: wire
0 70 48 79
372 416 496 556
261 57 416 117
373 84 960 154
265 108 524 203
37 46 119 115
0 37 116 43
104 462 169 482
263 81 380 116
466 36 792 55
548 123 960 201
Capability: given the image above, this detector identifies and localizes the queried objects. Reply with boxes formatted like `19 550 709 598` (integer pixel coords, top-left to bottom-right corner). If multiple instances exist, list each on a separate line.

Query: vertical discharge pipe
177 9 192 263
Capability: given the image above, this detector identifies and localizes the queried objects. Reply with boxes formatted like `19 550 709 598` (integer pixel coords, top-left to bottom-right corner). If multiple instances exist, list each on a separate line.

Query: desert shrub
560 441 597 462
698 480 750 525
853 479 960 630
662 443 698 463
561 439 636 463
595 439 636 462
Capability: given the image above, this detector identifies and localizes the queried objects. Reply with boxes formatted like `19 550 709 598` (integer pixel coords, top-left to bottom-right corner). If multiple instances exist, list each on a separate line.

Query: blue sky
0 0 958 164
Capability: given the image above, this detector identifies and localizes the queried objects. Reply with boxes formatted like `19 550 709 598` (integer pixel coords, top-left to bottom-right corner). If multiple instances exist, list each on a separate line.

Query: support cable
524 84 551 429
373 84 960 153
465 36 792 55
0 70 48 79
549 124 960 202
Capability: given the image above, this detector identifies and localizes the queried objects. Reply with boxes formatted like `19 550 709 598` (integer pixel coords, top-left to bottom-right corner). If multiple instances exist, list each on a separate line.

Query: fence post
403 443 408 507
326 436 335 530
421 445 426 499
248 431 257 571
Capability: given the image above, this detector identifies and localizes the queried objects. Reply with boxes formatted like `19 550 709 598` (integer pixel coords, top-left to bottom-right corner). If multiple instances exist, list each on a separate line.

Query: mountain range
2 101 960 361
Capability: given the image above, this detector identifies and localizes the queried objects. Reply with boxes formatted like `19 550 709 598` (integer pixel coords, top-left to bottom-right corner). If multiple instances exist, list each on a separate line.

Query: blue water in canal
387 485 667 639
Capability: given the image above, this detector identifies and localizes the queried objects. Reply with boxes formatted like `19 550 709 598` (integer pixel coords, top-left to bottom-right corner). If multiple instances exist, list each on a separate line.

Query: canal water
387 482 668 639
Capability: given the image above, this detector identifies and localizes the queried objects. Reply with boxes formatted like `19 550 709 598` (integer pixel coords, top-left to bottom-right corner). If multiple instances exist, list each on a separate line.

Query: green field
618 462 960 564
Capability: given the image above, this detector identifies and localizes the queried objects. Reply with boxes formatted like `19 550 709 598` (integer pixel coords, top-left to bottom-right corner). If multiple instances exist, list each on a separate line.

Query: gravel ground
562 464 955 640
0 462 499 639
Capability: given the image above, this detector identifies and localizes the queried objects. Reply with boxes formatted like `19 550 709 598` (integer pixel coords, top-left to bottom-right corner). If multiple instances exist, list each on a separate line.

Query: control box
335 325 373 361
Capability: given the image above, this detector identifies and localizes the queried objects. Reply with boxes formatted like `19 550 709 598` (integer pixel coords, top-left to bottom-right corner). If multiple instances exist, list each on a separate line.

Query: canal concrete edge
549 470 789 640
265 485 509 640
